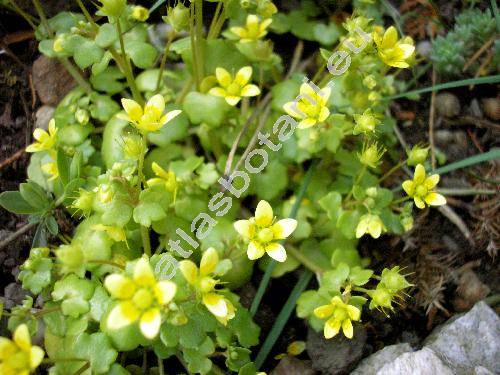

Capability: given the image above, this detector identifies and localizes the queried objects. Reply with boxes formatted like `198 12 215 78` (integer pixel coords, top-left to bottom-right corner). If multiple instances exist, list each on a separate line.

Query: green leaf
0 191 39 214
18 252 53 294
296 290 328 319
318 191 342 222
57 149 71 186
51 274 95 318
337 210 362 239
46 215 59 236
251 160 288 201
74 332 118 374
314 23 341 46
73 39 104 69
325 127 344 153
321 263 350 291
228 307 260 348
182 92 231 127
95 23 118 48
349 267 373 286
126 40 158 69
183 337 214 374
90 66 125 94
19 181 50 211
226 347 252 372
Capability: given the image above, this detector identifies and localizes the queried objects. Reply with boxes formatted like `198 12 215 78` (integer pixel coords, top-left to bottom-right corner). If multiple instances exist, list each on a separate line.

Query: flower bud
75 109 89 124
400 215 413 232
57 244 84 274
380 266 412 293
368 285 393 310
53 35 65 53
98 0 126 17
406 145 429 166
363 75 377 89
95 183 114 204
353 109 380 135
131 5 149 22
257 0 278 18
71 189 94 217
123 133 146 160
164 3 190 32
358 142 385 169
365 187 378 198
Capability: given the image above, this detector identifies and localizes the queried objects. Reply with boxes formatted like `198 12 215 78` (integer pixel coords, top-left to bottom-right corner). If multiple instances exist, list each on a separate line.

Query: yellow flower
233 200 297 262
283 83 331 129
104 257 177 339
179 248 236 325
208 66 261 106
147 162 178 201
41 161 59 181
275 340 306 359
313 296 361 339
402 164 446 209
230 14 272 43
26 119 57 153
356 214 386 239
117 94 181 134
352 109 380 135
0 324 44 375
131 5 149 21
373 26 415 68
358 142 385 169
92 224 127 242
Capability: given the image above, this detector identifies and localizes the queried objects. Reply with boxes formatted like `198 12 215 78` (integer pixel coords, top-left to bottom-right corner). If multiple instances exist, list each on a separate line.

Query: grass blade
149 0 166 13
432 148 500 175
254 269 313 369
250 160 317 316
384 75 500 100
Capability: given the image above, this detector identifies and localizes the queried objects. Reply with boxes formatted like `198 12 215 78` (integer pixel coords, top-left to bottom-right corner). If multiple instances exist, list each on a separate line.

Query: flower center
257 228 274 243
200 276 217 293
132 288 153 310
415 185 427 197
227 82 241 95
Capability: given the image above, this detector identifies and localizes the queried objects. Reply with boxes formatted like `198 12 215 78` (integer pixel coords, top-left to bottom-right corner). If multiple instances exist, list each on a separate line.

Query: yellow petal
147 177 164 187
25 144 42 153
402 180 415 196
152 162 169 179
272 218 297 239
414 196 425 209
215 67 232 87
246 14 260 28
346 305 361 321
255 200 273 226
208 87 227 98
161 109 181 125
424 174 440 189
140 308 161 339
342 319 354 339
30 346 45 369
260 18 273 31
414 164 426 184
0 338 16 359
133 257 156 286
48 119 56 136
356 220 368 238
32 128 47 142
104 274 136 299
247 241 265 260
283 101 304 119
13 324 31 352
368 220 382 239
203 293 228 317
298 118 317 129
225 95 241 106
425 192 446 206
230 26 247 38
154 280 177 305
234 66 252 86
145 94 165 115
319 87 332 102
399 43 415 59
324 317 341 339
318 107 330 122
121 98 142 121
179 260 199 285
241 84 260 97
266 242 287 262
287 340 306 356
200 247 219 276
233 220 254 239
382 26 398 49
314 304 334 319
108 301 139 330
299 82 317 98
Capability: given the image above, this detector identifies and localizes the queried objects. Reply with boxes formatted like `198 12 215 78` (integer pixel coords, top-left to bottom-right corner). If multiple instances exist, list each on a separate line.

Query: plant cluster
0 0 447 373
430 8 499 76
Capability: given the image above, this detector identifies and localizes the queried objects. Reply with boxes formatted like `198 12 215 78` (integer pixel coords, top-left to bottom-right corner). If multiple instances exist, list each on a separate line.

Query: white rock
424 301 500 374
351 343 413 375
375 348 453 375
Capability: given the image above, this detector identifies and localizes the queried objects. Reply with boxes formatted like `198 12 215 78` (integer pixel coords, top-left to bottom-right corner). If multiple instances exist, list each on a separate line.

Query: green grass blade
384 75 500 100
432 148 500 175
149 0 166 13
254 269 313 369
250 161 317 316
491 0 500 32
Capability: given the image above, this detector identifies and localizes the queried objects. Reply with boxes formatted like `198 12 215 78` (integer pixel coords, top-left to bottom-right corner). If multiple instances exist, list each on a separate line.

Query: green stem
75 0 98 29
392 196 410 205
254 270 313 369
345 165 366 202
207 1 223 39
155 31 176 94
116 18 143 105
73 362 91 375
7 0 38 29
59 58 93 94
86 259 125 269
250 161 317 317
194 0 204 85
189 3 199 89
158 356 164 375
32 306 61 318
287 246 324 275
437 188 497 196
378 160 406 183
137 140 151 256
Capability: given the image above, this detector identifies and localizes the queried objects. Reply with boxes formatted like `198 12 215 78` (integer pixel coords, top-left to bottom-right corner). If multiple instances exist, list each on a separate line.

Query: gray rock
307 324 366 374
375 348 454 375
424 301 500 374
351 343 413 375
35 105 55 131
32 55 76 105
473 366 494 375
270 356 316 375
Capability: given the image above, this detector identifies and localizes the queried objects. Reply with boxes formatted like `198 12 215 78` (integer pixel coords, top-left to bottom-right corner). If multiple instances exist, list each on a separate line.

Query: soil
0 0 498 373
